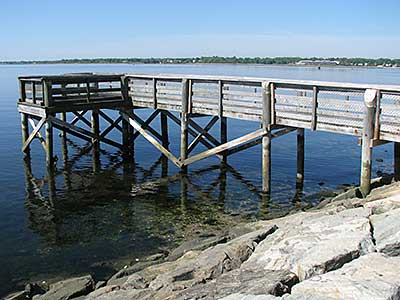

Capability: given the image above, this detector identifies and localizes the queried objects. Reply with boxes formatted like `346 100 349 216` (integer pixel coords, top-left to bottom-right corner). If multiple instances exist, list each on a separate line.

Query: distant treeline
1 56 399 66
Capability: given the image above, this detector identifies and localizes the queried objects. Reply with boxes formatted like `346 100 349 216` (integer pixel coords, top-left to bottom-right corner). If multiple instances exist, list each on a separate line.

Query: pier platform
17 73 400 196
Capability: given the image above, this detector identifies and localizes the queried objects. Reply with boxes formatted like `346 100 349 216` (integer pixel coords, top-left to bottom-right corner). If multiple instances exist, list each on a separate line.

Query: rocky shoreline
5 177 400 300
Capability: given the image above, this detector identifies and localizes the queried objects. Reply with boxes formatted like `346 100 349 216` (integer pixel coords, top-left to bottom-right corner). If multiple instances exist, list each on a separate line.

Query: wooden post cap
364 89 377 107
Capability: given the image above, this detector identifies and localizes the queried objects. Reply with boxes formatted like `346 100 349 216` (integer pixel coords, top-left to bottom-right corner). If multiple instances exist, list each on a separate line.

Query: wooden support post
360 89 377 197
180 79 190 172
262 81 272 194
296 128 305 191
21 113 30 157
91 109 100 148
45 116 54 169
60 112 67 138
221 117 227 163
161 110 169 177
395 142 400 181
122 113 131 158
161 111 169 149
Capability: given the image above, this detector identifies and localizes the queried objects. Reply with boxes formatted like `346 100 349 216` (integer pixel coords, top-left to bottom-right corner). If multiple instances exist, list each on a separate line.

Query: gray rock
286 253 400 300
107 252 167 285
95 281 106 290
167 234 229 261
34 275 94 300
3 290 29 300
25 282 47 297
243 207 375 281
148 225 278 293
220 294 279 300
175 269 297 299
370 207 400 256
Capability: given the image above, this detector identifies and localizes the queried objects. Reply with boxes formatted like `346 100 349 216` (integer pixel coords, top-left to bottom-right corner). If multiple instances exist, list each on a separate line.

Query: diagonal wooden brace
120 111 181 168
132 110 160 141
49 116 122 149
188 116 219 153
183 128 268 166
22 117 47 152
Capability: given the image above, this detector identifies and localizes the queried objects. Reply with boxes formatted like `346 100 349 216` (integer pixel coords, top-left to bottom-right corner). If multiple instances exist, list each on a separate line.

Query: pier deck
17 73 400 196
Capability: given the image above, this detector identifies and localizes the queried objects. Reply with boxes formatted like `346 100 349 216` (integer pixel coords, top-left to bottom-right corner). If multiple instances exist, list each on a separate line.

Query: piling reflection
22 139 304 247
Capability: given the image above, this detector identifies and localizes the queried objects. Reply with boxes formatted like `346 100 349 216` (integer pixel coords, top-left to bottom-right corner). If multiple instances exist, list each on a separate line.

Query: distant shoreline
0 56 399 68
0 62 399 70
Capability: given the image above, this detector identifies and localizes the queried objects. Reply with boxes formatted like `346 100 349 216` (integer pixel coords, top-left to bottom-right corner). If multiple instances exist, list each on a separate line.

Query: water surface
0 64 398 296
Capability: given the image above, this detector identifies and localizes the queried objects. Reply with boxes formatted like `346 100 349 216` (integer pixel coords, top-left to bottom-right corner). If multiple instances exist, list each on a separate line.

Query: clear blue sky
1 0 399 60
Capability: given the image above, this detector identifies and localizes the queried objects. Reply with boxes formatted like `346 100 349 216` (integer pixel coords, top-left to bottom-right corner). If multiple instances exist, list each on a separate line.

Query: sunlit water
0 64 399 296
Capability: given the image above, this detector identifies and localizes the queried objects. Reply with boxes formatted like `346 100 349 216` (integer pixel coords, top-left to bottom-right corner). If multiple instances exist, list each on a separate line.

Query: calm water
0 64 399 296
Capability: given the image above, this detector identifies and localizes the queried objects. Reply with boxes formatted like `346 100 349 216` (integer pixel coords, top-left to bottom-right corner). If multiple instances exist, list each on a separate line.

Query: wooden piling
45 117 54 169
395 142 400 181
221 117 227 163
161 111 169 149
180 79 190 171
262 81 272 194
21 113 30 157
91 109 100 147
296 128 305 190
360 89 377 196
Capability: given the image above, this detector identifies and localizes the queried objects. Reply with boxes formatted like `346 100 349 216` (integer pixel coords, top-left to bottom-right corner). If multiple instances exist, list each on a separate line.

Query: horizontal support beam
49 116 123 149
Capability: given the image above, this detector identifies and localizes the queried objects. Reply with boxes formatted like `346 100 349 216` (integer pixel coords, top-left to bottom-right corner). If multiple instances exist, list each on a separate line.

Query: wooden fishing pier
17 73 400 196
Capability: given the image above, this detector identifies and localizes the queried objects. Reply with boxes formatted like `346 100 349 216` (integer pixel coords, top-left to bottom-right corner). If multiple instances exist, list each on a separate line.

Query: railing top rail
18 73 124 82
126 73 400 93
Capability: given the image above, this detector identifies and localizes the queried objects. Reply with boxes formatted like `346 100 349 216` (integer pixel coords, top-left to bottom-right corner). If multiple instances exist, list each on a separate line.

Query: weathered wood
91 109 100 148
220 116 227 162
360 89 377 196
22 117 46 152
374 90 382 140
188 116 219 153
153 78 157 108
49 116 123 149
45 116 54 169
161 110 169 148
43 80 53 107
311 86 319 130
60 112 67 137
120 111 181 167
131 110 162 141
296 128 305 190
21 113 30 156
183 128 267 166
17 103 46 117
395 142 400 181
262 81 272 194
180 79 189 170
270 83 276 125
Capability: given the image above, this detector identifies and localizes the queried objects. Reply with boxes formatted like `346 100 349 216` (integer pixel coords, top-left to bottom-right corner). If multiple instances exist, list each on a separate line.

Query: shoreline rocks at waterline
6 179 400 300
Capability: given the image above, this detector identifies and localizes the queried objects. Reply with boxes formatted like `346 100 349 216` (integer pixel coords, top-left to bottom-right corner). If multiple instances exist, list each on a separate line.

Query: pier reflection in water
22 135 304 247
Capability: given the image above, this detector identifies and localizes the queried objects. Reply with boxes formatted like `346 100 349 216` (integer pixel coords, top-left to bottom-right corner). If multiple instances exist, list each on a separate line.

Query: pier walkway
17 73 400 195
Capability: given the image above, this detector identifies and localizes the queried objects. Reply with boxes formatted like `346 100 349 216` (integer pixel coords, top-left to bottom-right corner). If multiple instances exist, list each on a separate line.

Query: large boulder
370 207 400 256
33 275 94 300
286 253 400 300
242 207 375 281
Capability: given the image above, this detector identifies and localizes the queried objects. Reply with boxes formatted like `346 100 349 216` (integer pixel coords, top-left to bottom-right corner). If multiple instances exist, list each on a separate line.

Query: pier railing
17 72 400 196
126 74 400 143
18 73 128 111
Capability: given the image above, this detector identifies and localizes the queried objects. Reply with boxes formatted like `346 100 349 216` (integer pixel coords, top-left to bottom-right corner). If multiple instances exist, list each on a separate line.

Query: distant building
296 60 340 66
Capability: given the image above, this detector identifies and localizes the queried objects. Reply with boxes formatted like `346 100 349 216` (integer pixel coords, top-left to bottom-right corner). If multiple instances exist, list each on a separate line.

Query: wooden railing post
18 79 26 102
360 89 377 196
43 79 53 107
180 78 190 171
296 128 305 190
262 81 272 194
